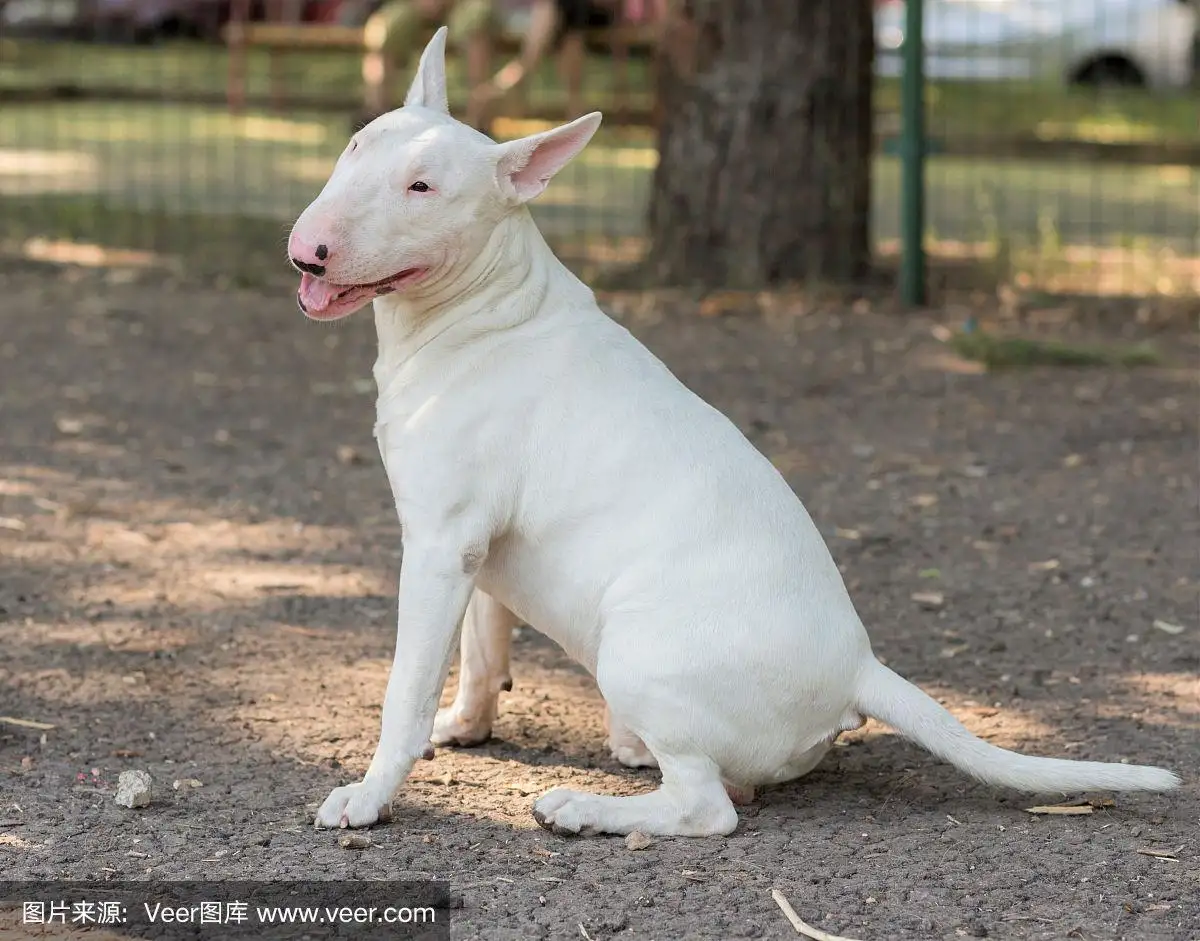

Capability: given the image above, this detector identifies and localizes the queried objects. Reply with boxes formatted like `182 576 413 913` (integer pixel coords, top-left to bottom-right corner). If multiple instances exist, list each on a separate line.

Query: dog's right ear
403 26 449 113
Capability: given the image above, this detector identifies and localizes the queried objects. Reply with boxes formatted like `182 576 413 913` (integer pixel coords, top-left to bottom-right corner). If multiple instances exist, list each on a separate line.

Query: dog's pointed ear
403 26 449 112
494 111 603 203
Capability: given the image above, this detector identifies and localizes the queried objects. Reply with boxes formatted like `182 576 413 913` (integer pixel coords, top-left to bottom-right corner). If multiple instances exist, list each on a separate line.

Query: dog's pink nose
289 234 331 276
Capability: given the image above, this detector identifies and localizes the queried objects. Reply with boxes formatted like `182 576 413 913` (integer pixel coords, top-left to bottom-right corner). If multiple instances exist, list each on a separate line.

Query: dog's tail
852 658 1180 793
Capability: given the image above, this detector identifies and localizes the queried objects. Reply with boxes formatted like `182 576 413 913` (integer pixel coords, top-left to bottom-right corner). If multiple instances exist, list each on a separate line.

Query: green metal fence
1 0 1197 299
886 0 1200 304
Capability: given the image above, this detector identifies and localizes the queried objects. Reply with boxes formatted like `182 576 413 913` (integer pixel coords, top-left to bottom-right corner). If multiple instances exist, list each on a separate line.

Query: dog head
288 27 602 321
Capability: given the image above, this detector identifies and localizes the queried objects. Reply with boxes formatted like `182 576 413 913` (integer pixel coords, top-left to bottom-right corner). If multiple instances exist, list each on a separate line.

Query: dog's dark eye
409 181 430 193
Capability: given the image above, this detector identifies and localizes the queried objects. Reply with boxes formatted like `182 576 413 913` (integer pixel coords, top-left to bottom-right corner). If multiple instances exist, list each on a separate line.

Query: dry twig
1136 848 1178 860
0 716 55 731
772 889 864 941
1025 804 1093 815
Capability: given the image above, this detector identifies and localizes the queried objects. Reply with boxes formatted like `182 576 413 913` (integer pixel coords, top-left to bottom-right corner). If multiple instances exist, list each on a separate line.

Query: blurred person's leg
554 1 619 120
362 0 447 116
266 0 307 112
657 0 692 75
1192 4 1199 89
451 0 500 128
556 28 588 120
470 0 561 123
563 1 617 119
652 0 691 128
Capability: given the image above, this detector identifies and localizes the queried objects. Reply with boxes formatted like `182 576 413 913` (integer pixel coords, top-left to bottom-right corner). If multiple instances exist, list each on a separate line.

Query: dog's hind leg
431 590 518 747
533 753 737 837
606 706 659 769
606 710 756 805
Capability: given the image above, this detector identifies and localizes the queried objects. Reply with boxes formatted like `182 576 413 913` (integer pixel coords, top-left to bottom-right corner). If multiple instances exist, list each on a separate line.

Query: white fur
293 29 1180 836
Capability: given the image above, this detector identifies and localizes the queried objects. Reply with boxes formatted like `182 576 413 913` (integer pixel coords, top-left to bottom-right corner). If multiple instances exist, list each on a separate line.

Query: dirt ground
1 260 1197 941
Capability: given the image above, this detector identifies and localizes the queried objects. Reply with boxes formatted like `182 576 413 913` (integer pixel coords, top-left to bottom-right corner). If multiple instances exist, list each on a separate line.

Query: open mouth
297 268 428 321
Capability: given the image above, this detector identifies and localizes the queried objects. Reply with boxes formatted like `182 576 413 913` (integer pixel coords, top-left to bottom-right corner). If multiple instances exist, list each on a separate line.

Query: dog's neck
371 209 578 384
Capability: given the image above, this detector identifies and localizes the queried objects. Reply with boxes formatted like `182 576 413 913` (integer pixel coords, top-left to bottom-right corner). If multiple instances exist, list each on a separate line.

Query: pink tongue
299 272 343 312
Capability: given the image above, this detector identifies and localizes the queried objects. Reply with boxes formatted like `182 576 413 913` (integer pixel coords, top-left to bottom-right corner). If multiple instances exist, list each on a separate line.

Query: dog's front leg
315 544 476 829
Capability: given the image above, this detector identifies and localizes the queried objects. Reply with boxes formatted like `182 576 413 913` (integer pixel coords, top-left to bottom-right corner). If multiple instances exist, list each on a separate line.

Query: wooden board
222 21 658 53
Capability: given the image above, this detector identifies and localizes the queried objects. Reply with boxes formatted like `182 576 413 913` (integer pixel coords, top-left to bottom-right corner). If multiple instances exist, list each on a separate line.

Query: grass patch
0 100 652 238
948 330 1161 369
875 79 1199 145
0 78 1195 298
3 38 1197 145
0 191 645 287
0 194 292 286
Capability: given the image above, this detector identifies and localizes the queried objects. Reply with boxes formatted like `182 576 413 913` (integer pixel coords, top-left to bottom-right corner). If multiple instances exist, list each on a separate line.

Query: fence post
899 0 925 306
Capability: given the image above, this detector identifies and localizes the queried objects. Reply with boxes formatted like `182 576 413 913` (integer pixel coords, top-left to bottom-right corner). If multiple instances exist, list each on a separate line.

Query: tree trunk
646 0 875 289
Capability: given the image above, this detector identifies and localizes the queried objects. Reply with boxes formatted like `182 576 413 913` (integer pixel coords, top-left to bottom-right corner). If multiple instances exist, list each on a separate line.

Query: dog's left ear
494 112 603 203
404 26 449 113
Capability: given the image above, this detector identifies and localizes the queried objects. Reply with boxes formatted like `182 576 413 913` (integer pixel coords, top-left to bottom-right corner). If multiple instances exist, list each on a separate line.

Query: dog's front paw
314 781 390 829
531 788 606 837
430 705 493 747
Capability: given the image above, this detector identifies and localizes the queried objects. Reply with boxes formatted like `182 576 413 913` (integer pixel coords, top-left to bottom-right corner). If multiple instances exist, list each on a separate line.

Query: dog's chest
371 395 431 514
370 369 449 472
371 376 507 525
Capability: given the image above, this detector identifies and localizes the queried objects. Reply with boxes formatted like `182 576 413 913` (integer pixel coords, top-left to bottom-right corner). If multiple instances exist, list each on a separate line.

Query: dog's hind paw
611 742 659 769
314 782 390 829
532 781 739 838
605 711 657 769
430 706 494 747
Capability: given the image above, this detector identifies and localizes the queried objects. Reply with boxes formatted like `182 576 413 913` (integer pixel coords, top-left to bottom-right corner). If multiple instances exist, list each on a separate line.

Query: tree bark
647 0 875 289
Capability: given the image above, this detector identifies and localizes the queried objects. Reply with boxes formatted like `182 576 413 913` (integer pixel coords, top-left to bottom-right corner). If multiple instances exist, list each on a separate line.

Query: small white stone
115 770 152 809
625 829 653 851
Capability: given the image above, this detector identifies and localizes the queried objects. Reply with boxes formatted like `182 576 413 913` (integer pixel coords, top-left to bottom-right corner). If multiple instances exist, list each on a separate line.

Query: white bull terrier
289 29 1179 836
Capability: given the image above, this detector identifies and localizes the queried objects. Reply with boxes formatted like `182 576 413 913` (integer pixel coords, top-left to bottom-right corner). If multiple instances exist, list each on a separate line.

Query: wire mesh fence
1 0 1197 298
